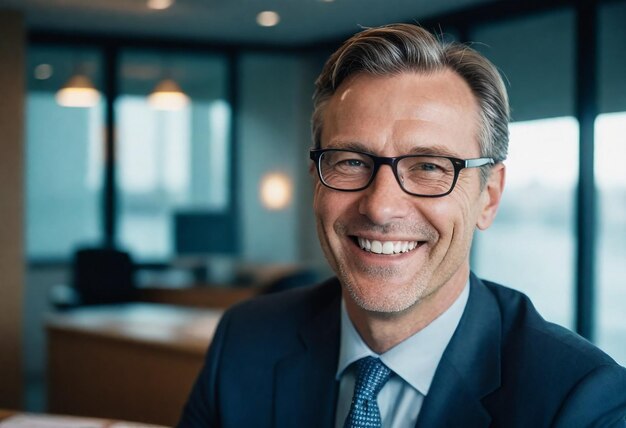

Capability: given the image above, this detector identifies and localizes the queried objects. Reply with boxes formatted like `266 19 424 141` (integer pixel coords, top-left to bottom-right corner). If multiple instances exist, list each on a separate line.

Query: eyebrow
325 141 372 153
324 141 463 158
406 145 461 158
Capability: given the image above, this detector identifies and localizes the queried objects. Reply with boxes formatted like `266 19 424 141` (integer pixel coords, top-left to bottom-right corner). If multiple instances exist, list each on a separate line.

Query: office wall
0 10 25 409
238 53 326 265
295 53 332 268
471 8 575 122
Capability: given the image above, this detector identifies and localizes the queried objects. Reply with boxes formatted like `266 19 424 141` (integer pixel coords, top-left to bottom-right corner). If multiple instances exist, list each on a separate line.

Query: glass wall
470 9 577 328
117 51 231 260
25 46 232 262
26 47 104 259
596 1 626 365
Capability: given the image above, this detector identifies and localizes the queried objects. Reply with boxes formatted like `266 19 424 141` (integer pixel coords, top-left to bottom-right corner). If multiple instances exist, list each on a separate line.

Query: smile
356 237 420 255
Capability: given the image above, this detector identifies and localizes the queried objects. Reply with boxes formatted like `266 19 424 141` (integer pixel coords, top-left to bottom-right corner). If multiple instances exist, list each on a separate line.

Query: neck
346 270 468 354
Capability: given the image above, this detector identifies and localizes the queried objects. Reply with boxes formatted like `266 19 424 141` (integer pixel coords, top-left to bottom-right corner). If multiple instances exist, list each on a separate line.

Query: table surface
137 284 259 309
0 409 167 427
46 303 223 354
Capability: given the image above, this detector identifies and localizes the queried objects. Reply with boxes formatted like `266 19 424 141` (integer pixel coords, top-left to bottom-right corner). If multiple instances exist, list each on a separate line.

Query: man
179 24 626 427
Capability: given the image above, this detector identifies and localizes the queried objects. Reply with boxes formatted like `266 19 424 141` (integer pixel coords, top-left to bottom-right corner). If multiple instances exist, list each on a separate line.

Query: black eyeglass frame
309 148 495 198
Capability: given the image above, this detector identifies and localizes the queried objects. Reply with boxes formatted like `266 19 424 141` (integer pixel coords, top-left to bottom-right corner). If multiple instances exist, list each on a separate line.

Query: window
473 117 579 327
595 113 626 365
470 9 577 328
25 47 104 259
117 51 231 260
596 0 626 366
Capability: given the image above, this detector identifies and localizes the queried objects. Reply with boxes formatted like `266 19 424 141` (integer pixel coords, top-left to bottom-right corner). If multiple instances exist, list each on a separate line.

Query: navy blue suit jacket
179 274 626 427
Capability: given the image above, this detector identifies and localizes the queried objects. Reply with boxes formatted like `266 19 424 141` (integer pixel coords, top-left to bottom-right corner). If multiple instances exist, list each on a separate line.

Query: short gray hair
312 24 509 182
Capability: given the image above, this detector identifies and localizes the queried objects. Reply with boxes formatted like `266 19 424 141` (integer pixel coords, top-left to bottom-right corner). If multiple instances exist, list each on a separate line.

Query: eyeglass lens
318 150 456 196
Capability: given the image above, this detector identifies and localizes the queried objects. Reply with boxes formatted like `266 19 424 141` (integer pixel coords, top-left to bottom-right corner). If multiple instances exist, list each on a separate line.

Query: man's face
313 70 503 317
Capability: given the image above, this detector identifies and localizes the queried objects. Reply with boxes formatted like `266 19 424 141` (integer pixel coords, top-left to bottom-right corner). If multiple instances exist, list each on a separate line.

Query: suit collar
274 279 342 428
416 273 502 428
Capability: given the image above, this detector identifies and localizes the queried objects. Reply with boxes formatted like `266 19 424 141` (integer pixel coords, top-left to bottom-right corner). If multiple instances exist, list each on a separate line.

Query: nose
358 164 412 224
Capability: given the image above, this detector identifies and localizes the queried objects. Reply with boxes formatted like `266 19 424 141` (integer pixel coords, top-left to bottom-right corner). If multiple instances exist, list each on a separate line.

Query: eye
417 162 440 172
329 152 372 171
401 156 453 177
340 159 367 168
409 161 444 173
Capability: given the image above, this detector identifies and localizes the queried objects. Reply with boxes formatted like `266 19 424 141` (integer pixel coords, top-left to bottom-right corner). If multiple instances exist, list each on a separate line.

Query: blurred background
0 0 624 425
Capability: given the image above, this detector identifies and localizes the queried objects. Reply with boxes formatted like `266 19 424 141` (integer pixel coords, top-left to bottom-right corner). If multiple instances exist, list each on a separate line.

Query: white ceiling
0 0 497 46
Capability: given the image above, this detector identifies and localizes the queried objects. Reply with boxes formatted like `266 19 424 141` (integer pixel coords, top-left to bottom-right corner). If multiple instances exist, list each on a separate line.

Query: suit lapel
274 280 341 428
416 274 502 428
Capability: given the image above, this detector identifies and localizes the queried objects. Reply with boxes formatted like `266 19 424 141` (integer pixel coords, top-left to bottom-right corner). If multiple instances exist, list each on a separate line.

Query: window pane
26 47 104 259
470 10 577 328
596 1 626 365
595 113 626 365
117 51 231 261
473 118 578 328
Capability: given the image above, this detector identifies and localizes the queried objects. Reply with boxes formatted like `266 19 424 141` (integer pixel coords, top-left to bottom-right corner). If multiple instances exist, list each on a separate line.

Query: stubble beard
337 252 432 315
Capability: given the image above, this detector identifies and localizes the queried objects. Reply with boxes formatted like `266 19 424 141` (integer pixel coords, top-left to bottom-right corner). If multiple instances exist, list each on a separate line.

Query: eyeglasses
310 148 494 197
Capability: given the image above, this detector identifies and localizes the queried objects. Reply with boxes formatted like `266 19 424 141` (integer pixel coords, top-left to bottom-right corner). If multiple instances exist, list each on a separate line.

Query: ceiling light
147 0 174 10
56 74 101 108
34 63 53 80
256 11 280 27
148 78 190 110
260 173 292 210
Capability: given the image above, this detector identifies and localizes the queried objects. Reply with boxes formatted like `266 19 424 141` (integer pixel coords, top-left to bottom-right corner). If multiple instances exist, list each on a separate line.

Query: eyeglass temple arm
464 158 495 168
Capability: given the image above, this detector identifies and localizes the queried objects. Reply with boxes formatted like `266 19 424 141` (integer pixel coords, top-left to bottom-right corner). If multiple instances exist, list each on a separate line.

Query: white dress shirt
334 280 469 428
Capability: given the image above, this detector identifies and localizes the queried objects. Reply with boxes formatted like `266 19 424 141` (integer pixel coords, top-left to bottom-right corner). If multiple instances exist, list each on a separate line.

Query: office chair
51 247 137 309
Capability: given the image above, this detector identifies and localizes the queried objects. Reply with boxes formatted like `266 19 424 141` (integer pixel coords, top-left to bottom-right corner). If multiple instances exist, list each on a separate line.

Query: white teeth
357 238 420 255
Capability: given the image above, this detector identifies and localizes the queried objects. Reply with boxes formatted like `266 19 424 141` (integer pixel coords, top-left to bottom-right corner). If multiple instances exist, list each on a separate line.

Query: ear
476 163 505 230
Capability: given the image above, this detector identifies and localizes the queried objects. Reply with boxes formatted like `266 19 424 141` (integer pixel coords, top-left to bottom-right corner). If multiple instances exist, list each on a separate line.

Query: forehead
321 70 481 157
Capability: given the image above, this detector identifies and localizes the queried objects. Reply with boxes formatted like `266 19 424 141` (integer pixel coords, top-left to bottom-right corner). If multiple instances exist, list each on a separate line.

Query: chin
352 293 419 314
339 267 430 315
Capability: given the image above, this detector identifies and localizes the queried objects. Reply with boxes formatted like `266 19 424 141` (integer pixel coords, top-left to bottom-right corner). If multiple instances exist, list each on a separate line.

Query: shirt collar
336 279 469 396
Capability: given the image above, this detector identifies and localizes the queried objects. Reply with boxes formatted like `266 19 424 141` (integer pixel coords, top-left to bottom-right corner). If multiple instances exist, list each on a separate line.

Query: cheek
424 200 457 236
313 182 332 216
423 196 475 244
313 185 347 232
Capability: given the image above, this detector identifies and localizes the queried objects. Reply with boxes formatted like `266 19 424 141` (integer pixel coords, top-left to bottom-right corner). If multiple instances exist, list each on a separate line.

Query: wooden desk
137 284 259 308
46 304 222 426
135 262 313 309
0 409 167 427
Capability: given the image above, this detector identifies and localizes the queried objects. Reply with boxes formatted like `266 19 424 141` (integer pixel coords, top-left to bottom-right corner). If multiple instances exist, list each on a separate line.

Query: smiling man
179 24 626 428
311 69 502 354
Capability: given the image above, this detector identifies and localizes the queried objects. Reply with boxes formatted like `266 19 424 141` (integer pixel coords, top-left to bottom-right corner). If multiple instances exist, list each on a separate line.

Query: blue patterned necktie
344 356 393 428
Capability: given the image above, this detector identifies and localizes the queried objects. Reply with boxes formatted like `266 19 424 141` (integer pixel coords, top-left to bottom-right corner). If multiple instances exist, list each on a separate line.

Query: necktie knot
344 357 393 428
354 356 392 400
